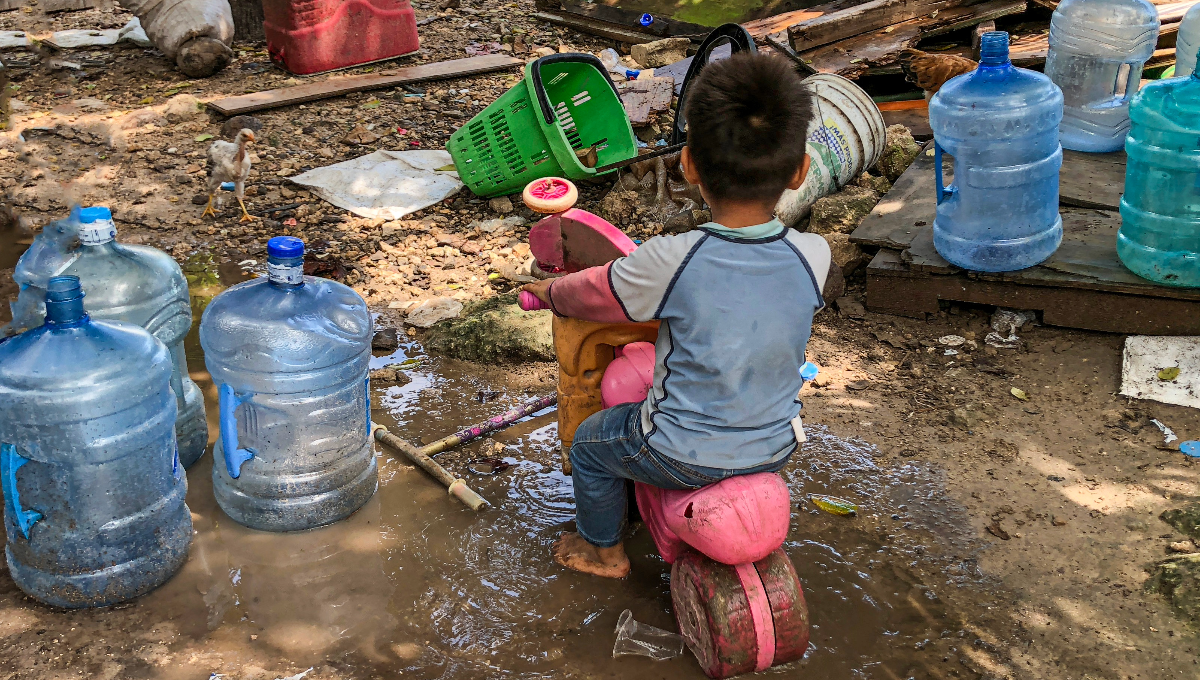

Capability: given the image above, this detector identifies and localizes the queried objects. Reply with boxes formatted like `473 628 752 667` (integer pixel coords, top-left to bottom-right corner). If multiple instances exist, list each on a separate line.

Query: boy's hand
521 278 554 304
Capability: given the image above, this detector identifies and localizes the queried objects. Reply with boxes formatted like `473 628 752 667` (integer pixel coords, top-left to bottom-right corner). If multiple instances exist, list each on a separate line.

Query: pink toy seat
601 341 655 408
635 474 791 566
528 208 637 274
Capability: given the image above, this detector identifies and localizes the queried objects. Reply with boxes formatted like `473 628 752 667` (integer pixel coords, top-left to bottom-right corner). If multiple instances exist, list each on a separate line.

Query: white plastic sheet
289 150 464 221
1120 335 1200 409
44 19 151 49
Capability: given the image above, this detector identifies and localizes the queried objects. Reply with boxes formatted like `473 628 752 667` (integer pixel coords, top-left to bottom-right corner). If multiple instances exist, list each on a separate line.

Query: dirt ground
3 1 1200 679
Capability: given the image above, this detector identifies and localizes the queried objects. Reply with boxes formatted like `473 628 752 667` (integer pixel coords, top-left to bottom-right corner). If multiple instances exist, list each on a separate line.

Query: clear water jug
199 236 377 532
0 276 192 608
7 207 208 468
929 32 1065 272
1045 0 1160 152
1116 64 1200 286
1178 6 1200 78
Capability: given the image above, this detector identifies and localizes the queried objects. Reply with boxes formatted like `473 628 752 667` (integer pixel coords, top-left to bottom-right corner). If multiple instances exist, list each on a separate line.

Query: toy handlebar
519 290 550 311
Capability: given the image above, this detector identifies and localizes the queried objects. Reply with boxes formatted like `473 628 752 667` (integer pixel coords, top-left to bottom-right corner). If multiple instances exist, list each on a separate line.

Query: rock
808 185 881 235
822 261 845 305
163 94 204 123
192 194 209 205
369 366 412 385
949 407 979 430
120 108 167 130
1146 554 1200 621
372 327 400 351
635 122 662 144
835 296 865 318
488 196 514 214
423 293 554 363
1161 505 1200 540
342 125 380 145
533 46 557 58
222 115 263 139
852 171 891 195
821 233 867 273
631 37 691 69
176 37 234 78
438 0 460 8
598 185 638 225
1171 541 1197 553
876 124 921 182
406 297 463 328
72 97 109 112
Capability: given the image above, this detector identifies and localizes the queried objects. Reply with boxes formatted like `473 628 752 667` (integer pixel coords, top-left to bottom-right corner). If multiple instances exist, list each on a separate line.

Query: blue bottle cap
267 235 305 259
78 206 112 223
220 182 236 191
799 362 819 381
639 12 653 26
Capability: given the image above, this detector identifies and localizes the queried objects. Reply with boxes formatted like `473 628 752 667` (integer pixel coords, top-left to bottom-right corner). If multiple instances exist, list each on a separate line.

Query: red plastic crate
263 0 420 75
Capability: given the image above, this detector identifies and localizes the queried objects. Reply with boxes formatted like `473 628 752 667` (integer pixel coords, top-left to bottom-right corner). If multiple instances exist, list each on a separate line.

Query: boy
522 53 830 578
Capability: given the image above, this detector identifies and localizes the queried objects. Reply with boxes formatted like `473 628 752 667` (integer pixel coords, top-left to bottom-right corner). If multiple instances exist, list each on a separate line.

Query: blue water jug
0 276 192 608
199 236 377 532
1045 0 1160 152
7 207 208 468
929 32 1065 272
1116 58 1200 286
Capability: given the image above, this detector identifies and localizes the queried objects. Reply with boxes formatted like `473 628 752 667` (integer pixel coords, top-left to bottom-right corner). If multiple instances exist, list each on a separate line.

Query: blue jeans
569 401 793 548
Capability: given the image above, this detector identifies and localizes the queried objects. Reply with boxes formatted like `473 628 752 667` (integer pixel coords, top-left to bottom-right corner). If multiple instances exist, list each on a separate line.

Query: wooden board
1059 150 1126 212
617 77 673 125
742 0 865 38
43 0 97 12
533 10 657 44
0 0 26 11
788 0 979 52
798 0 1027 78
207 55 523 116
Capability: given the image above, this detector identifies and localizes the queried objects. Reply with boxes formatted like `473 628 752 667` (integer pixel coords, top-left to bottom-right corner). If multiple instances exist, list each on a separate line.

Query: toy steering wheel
523 177 578 214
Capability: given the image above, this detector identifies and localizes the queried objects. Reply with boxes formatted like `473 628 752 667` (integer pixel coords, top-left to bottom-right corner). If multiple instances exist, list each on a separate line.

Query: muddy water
59 262 986 678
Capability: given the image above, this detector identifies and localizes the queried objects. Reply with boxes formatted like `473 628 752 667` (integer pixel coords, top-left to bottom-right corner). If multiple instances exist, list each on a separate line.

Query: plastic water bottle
199 236 377 532
929 32 1065 272
1045 0 1160 152
0 276 192 608
1115 63 1200 286
7 207 208 468
1178 5 1200 78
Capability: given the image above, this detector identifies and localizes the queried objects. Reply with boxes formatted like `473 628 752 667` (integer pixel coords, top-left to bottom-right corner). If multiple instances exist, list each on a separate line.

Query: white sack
1120 335 1200 409
119 0 233 59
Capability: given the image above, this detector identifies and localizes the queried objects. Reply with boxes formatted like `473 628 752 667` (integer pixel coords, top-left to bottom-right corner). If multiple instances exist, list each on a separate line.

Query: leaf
194 133 213 142
809 494 857 516
361 99 381 109
1158 367 1180 381
435 164 458 172
398 358 423 368
139 96 154 105
1010 387 1028 401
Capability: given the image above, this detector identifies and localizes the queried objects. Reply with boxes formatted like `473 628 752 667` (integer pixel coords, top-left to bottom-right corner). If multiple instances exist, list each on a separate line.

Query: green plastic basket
448 54 638 198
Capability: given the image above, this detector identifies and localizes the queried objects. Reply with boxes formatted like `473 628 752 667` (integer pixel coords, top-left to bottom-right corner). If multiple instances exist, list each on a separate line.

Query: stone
630 37 691 69
369 366 412 385
835 296 866 318
163 94 204 124
533 46 557 58
1146 554 1200 622
372 327 400 351
808 185 881 235
221 115 263 139
634 122 662 144
1161 505 1200 540
876 124 921 182
423 292 554 363
821 233 867 273
191 194 209 205
406 297 464 328
488 196 514 214
948 407 978 430
852 171 891 195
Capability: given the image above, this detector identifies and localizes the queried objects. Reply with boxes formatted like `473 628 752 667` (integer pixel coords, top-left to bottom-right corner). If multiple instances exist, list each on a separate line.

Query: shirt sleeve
545 262 629 323
785 231 832 293
607 231 706 322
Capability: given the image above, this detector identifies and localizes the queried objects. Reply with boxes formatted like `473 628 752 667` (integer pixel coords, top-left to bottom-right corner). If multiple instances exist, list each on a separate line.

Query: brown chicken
899 49 979 99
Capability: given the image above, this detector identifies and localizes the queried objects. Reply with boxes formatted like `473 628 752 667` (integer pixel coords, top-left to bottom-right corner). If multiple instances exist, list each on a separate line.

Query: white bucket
776 74 887 226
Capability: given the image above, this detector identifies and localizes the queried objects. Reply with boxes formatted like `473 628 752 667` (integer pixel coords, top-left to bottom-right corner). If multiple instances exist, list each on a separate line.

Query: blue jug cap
267 236 305 259
639 13 653 25
799 362 819 381
78 206 112 223
979 31 1010 66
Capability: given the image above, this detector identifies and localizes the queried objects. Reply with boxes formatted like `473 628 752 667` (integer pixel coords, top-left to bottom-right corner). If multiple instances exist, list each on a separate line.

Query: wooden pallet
850 146 1200 335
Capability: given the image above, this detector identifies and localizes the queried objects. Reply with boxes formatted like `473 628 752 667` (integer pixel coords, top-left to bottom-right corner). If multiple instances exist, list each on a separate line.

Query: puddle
1 255 993 679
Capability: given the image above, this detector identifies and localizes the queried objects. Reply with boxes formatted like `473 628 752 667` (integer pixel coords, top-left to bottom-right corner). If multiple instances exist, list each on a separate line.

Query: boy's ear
787 153 812 191
680 147 702 186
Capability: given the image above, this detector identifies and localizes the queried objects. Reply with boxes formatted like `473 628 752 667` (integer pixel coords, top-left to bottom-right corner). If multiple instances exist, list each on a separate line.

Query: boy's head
681 53 815 207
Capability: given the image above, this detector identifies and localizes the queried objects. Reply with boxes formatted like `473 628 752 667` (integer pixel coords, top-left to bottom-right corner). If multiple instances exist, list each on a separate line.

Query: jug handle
218 384 256 479
365 376 372 437
1114 61 1145 106
1 443 43 539
934 142 957 205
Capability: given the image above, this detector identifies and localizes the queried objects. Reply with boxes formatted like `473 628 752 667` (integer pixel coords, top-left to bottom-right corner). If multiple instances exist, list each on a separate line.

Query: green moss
423 292 554 363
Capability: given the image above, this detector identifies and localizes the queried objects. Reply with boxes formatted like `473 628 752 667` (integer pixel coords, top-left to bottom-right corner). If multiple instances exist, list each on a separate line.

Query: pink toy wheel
523 177 578 214
672 548 809 679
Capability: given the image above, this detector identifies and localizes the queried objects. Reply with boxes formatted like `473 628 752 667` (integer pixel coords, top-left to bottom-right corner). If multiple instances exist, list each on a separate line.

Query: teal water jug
1116 53 1200 286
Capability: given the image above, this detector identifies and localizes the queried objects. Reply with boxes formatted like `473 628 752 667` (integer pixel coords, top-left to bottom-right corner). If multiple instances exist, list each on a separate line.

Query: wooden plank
743 0 865 38
1059 150 1125 212
0 0 26 11
617 77 673 125
851 142 945 249
207 55 524 116
556 0 711 38
43 0 96 12
788 0 980 53
534 11 658 44
799 0 1027 78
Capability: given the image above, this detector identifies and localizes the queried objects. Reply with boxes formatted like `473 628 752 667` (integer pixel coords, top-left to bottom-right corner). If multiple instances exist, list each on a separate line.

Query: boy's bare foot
553 532 630 578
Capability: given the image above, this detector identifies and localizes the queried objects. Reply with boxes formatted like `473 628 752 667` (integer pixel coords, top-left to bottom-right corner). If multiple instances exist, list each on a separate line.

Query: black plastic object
530 53 624 126
668 23 757 145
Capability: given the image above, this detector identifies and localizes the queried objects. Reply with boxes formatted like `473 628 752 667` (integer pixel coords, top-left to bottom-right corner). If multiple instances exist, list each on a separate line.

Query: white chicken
203 128 256 223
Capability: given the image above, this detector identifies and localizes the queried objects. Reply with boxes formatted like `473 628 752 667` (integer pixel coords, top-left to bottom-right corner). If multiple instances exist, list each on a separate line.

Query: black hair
683 53 816 203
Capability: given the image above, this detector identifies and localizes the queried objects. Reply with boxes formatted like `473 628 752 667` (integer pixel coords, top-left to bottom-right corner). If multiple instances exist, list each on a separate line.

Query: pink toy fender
600 341 655 408
528 209 637 274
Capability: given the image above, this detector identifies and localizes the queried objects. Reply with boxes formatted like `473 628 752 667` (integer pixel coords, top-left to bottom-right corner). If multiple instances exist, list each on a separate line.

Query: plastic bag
612 609 684 661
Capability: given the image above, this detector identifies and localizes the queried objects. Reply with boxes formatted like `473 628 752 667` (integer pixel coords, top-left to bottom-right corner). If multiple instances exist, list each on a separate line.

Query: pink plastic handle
519 290 550 311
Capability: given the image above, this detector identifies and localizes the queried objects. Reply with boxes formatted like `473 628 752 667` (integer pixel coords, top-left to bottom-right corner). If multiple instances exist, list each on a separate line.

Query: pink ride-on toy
517 179 810 679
